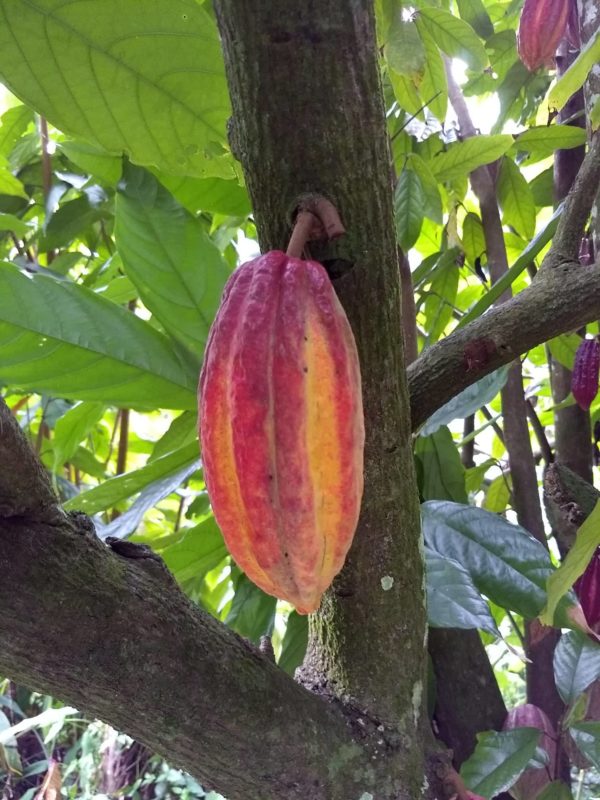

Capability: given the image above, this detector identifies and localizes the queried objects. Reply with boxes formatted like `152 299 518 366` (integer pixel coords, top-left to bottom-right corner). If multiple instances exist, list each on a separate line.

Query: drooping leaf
497 157 536 240
0 104 33 158
426 548 499 634
461 212 486 267
0 0 232 177
484 474 511 514
422 501 553 618
407 153 443 224
115 165 230 356
278 612 309 675
225 574 277 645
64 441 200 514
394 167 425 251
541 502 600 625
461 728 542 800
420 367 509 436
569 722 600 770
51 401 105 472
553 631 600 705
0 262 199 409
423 253 459 344
415 426 468 503
414 22 447 122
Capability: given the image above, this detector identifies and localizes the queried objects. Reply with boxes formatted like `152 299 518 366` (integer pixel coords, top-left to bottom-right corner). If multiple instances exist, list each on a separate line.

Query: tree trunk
213 2 427 795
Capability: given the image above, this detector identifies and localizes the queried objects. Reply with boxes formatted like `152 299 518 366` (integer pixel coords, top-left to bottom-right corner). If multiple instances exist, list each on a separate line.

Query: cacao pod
517 0 571 71
503 704 557 800
575 547 600 633
199 250 364 614
571 337 600 410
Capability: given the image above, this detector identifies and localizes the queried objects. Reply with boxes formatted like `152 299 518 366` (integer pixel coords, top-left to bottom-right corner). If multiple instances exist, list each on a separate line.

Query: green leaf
0 104 33 158
569 722 600 769
278 612 309 675
150 411 198 462
41 196 108 250
417 7 487 70
536 782 574 800
415 427 468 503
394 168 425 250
423 252 459 344
497 157 536 240
428 135 513 182
422 500 553 618
461 212 486 267
512 126 588 163
0 212 30 237
548 333 583 371
407 154 443 224
461 728 541 799
417 24 447 122
389 69 425 118
160 517 228 585
553 631 600 705
541 501 600 625
459 204 561 328
385 16 426 76
547 28 600 113
115 165 230 356
421 367 508 436
154 173 251 217
60 140 122 184
0 262 198 409
52 401 105 472
456 0 494 39
64 440 200 514
484 474 511 514
0 157 27 198
426 547 499 634
530 167 555 208
225 574 277 645
0 0 231 178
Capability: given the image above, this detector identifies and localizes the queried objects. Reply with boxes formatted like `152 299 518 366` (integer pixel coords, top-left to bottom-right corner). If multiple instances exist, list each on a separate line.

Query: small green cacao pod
517 0 571 71
572 337 600 410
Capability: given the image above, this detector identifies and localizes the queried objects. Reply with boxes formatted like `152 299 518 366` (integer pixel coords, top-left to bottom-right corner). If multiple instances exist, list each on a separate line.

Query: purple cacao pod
517 0 571 71
572 338 600 411
575 548 600 633
503 704 556 800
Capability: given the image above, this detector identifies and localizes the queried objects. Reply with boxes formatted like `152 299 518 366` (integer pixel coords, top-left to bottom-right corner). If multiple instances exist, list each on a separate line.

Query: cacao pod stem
286 196 345 258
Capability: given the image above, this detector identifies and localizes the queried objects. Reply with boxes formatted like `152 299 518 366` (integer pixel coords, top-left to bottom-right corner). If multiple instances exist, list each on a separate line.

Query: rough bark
0 394 389 800
213 3 426 796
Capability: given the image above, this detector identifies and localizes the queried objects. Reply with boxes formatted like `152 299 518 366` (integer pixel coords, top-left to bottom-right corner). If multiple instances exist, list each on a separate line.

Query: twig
526 400 554 466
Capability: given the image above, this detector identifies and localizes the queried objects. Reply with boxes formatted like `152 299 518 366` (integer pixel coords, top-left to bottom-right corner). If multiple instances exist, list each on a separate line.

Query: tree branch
409 132 600 432
0 398 386 800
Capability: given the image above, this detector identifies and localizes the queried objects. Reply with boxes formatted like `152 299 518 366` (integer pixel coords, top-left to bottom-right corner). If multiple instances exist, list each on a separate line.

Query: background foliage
0 0 599 797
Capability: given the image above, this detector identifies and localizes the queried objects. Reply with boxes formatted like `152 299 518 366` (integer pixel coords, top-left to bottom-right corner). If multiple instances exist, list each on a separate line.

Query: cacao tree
0 1 600 799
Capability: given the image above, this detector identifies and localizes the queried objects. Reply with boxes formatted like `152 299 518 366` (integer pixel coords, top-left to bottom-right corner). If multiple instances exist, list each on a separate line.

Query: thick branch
0 400 387 800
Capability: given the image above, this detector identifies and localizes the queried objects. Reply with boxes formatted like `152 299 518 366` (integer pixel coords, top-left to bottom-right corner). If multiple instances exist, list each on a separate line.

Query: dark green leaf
456 0 494 39
225 574 277 644
407 154 443 224
426 547 498 634
422 500 553 618
530 167 554 208
278 612 309 675
569 722 600 770
395 168 425 250
415 427 467 503
41 196 108 250
461 728 541 799
553 631 600 705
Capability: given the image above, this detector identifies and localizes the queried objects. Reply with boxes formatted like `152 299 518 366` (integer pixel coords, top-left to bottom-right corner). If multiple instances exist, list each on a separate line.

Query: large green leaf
417 23 447 122
553 631 600 705
497 157 536 240
160 517 228 586
64 440 199 514
394 167 425 250
0 0 231 177
428 135 513 182
385 16 425 76
417 7 487 70
461 728 541 799
115 165 230 356
426 548 498 634
0 262 198 409
512 126 588 164
154 173 251 218
422 501 553 618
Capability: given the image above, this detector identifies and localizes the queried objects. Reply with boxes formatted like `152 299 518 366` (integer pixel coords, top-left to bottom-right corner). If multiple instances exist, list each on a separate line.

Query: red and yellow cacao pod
517 0 571 71
198 250 364 614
